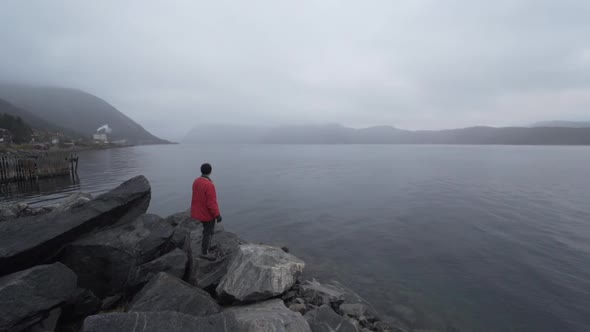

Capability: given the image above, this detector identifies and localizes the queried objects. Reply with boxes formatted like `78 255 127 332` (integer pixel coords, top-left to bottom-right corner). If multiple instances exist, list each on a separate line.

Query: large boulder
185 229 245 289
165 210 201 249
130 248 188 287
225 299 311 332
59 214 174 297
82 311 238 332
0 175 151 276
305 305 359 332
129 272 220 317
0 263 77 332
217 244 305 302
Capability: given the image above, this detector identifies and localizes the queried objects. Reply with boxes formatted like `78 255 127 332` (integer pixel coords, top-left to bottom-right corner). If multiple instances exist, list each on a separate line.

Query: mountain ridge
532 121 590 128
0 83 167 145
184 124 590 145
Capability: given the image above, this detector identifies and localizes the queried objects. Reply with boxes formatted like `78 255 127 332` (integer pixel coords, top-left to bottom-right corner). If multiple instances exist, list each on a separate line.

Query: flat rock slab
340 303 368 318
129 272 220 317
217 244 305 302
131 248 188 287
185 229 244 289
226 299 311 332
305 305 359 332
0 175 150 276
60 213 174 297
300 280 346 307
82 311 238 332
0 263 77 332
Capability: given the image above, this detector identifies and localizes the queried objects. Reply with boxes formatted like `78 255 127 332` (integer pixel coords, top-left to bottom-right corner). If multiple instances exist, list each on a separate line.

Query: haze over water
3 144 589 331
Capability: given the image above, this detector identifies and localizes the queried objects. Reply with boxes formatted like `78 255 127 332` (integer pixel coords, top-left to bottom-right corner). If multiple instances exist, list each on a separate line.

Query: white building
93 133 108 143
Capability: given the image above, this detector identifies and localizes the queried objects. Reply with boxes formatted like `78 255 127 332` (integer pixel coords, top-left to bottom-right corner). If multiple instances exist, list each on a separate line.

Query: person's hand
216 215 223 223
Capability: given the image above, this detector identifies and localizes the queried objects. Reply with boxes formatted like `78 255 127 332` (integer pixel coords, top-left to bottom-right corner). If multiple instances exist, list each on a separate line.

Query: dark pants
201 220 216 254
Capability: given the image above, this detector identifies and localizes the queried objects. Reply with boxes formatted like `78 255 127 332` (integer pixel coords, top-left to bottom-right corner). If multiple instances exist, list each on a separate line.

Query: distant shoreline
0 141 176 156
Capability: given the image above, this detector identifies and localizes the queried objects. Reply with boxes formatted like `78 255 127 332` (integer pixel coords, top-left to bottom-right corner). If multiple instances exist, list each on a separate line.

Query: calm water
3 144 590 331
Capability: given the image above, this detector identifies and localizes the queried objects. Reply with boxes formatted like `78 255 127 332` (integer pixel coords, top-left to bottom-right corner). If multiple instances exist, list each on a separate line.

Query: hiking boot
199 253 216 261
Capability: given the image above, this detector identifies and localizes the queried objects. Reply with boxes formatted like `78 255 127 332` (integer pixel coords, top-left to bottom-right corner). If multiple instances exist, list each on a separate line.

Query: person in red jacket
191 163 222 259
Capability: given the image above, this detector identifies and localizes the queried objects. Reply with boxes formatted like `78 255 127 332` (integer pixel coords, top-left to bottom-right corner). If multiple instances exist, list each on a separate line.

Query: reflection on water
0 174 81 206
1 145 590 332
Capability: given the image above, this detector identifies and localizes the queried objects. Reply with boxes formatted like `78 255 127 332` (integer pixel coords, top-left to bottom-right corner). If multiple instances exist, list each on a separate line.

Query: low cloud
1 0 589 140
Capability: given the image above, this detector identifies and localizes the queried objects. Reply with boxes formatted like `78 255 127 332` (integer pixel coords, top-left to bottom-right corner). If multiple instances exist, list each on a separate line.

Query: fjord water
5 144 590 331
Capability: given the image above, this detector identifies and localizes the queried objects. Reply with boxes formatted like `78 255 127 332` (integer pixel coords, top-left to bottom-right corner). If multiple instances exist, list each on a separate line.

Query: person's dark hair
201 163 212 175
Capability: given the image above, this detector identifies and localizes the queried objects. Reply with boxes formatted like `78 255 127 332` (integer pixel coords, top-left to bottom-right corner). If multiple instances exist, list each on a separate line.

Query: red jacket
191 176 220 222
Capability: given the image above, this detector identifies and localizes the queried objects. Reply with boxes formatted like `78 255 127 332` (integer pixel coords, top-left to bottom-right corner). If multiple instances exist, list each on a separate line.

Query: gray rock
217 244 305 302
82 311 238 332
166 211 201 249
131 248 188 286
53 192 93 212
27 206 55 217
100 295 123 311
129 272 220 317
0 263 77 332
374 318 412 332
0 203 18 221
28 307 62 332
283 290 298 301
1 193 93 222
321 280 381 321
185 229 244 289
14 202 28 213
289 303 307 315
324 281 371 305
373 321 393 332
393 305 417 325
340 303 368 318
300 279 346 306
164 209 192 227
60 213 174 297
304 305 359 332
66 288 102 318
0 203 30 220
0 175 150 276
226 299 311 332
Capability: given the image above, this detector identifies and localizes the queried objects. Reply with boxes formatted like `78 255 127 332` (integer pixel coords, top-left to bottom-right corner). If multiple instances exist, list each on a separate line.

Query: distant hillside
532 121 590 128
0 84 167 145
184 124 590 145
0 112 33 143
0 98 67 133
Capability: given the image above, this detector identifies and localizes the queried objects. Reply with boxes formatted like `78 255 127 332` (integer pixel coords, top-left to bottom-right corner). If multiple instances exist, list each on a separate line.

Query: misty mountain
183 125 271 144
0 84 167 144
532 121 590 128
184 124 590 145
0 98 68 133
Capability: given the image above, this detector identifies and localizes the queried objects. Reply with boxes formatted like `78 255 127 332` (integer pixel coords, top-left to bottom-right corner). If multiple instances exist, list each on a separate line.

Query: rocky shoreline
0 176 424 332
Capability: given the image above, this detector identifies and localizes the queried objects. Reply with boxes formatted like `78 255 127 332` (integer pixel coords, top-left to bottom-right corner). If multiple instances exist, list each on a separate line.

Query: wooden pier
0 153 79 184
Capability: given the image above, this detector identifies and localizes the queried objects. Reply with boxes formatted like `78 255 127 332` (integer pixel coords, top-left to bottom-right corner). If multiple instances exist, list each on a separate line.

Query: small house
93 133 108 143
0 128 12 144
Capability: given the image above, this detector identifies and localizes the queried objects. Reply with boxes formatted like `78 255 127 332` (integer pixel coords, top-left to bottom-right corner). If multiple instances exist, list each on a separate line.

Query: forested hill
0 84 168 145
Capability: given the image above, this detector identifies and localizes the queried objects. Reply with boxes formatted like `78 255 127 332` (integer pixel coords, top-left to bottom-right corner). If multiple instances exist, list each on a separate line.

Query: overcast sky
1 0 589 140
